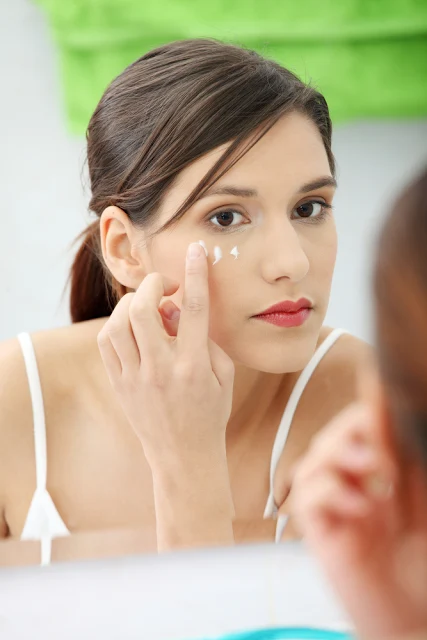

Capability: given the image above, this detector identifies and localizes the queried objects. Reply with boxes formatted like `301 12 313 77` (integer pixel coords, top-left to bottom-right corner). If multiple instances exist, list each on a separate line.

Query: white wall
1 0 427 343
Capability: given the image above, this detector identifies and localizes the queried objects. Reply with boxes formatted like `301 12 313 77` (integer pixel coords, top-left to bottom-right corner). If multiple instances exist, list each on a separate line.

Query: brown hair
69 38 335 323
374 167 427 466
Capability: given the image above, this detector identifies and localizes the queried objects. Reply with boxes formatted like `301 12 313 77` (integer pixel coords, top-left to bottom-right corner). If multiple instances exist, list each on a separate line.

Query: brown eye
295 201 323 218
210 210 244 228
215 212 234 226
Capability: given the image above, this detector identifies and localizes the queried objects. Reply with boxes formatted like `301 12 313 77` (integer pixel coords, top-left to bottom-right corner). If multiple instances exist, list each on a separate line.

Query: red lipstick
253 298 313 328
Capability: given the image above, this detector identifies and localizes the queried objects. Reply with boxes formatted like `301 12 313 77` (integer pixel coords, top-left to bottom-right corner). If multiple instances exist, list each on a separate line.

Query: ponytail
69 221 118 323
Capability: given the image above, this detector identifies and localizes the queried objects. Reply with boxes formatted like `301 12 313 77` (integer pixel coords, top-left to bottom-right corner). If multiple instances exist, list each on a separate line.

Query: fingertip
187 242 205 262
162 276 180 295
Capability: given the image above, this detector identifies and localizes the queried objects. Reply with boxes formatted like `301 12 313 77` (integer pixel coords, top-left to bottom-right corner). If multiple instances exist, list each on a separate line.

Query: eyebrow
202 176 337 200
298 176 337 193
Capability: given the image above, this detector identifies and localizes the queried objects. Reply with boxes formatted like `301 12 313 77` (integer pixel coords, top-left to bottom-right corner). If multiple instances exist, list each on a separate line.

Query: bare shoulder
28 318 107 394
323 327 373 383
272 328 374 516
285 327 373 443
0 318 106 403
0 336 33 443
0 319 107 533
314 327 374 417
0 336 34 535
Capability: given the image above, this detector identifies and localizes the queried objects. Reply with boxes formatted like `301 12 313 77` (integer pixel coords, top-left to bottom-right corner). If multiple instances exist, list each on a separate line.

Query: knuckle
141 365 166 389
143 272 163 292
121 292 135 305
186 263 202 277
105 320 123 338
97 329 108 347
183 295 205 314
120 371 139 393
109 375 123 392
222 358 235 379
145 272 162 284
129 299 151 323
111 292 134 315
176 359 199 382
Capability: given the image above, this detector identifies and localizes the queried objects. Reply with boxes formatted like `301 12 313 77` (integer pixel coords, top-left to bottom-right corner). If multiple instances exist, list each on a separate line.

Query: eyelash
205 200 333 234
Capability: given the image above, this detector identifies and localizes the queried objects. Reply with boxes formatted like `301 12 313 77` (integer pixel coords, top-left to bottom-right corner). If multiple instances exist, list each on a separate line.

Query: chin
228 329 321 374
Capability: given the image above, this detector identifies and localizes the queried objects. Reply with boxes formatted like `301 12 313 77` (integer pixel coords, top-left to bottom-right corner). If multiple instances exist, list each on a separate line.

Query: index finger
177 242 210 354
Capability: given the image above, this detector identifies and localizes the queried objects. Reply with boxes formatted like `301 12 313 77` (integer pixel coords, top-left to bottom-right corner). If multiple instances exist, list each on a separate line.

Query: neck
227 327 331 441
226 363 293 441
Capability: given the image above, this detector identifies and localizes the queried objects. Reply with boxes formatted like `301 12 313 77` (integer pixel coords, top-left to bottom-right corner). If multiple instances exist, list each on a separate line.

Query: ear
100 206 151 289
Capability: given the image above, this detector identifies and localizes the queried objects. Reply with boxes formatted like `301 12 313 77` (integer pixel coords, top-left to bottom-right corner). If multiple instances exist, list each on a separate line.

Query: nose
260 219 310 284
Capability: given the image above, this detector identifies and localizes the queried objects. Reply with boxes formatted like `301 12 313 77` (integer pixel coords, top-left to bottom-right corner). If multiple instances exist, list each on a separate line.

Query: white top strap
17 332 47 491
264 328 348 519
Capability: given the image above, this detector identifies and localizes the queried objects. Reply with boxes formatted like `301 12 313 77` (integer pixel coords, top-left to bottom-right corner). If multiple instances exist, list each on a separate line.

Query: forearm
151 449 235 552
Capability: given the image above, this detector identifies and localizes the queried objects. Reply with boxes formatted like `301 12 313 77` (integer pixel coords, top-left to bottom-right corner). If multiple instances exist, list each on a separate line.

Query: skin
104 113 337 377
290 370 427 640
0 113 370 564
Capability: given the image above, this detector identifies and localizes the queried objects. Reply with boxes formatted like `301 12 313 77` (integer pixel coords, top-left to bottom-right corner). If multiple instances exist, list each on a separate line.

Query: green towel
35 0 427 134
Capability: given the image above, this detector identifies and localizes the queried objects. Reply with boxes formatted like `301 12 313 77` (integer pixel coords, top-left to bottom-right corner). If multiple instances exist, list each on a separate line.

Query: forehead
161 112 331 215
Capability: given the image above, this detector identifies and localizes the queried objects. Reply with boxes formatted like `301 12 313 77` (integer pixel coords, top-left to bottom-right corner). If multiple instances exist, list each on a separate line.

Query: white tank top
17 328 347 565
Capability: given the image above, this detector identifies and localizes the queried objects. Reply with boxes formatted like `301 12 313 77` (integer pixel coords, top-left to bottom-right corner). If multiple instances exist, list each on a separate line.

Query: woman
291 168 427 639
0 39 368 563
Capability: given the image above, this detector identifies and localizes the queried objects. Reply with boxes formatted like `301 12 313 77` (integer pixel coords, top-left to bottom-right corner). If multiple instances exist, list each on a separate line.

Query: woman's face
142 112 337 373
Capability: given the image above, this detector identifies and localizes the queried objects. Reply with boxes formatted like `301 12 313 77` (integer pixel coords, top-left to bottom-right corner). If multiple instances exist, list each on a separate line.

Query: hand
290 403 427 640
97 242 235 549
97 241 234 465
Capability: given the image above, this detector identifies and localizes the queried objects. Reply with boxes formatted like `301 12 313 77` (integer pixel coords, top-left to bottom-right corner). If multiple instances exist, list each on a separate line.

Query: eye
209 209 246 230
293 201 325 219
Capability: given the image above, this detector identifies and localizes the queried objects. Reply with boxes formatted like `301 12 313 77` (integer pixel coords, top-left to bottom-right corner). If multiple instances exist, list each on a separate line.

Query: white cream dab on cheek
198 240 208 256
212 246 222 265
230 246 239 259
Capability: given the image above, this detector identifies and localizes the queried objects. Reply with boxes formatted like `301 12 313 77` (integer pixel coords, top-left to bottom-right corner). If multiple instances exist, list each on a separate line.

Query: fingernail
188 242 202 260
161 303 181 321
166 307 181 321
198 240 208 256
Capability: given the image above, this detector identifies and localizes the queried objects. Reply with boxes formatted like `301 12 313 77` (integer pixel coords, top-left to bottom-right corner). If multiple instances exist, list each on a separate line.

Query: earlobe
100 206 147 289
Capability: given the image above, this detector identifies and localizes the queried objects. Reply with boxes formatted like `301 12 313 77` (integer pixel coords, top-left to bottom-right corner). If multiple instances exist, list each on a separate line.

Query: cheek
149 240 187 305
319 243 337 280
206 259 250 348
148 237 246 313
308 226 337 284
324 234 338 277
209 263 242 307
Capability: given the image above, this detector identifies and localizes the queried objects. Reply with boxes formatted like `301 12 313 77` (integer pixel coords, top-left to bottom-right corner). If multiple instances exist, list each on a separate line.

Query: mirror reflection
1 1 427 577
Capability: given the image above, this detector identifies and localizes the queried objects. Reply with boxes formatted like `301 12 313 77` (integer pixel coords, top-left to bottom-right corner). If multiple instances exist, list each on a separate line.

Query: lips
255 298 313 316
253 298 313 328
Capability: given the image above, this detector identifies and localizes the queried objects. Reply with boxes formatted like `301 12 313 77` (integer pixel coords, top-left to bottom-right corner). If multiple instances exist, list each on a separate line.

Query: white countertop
0 542 349 640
